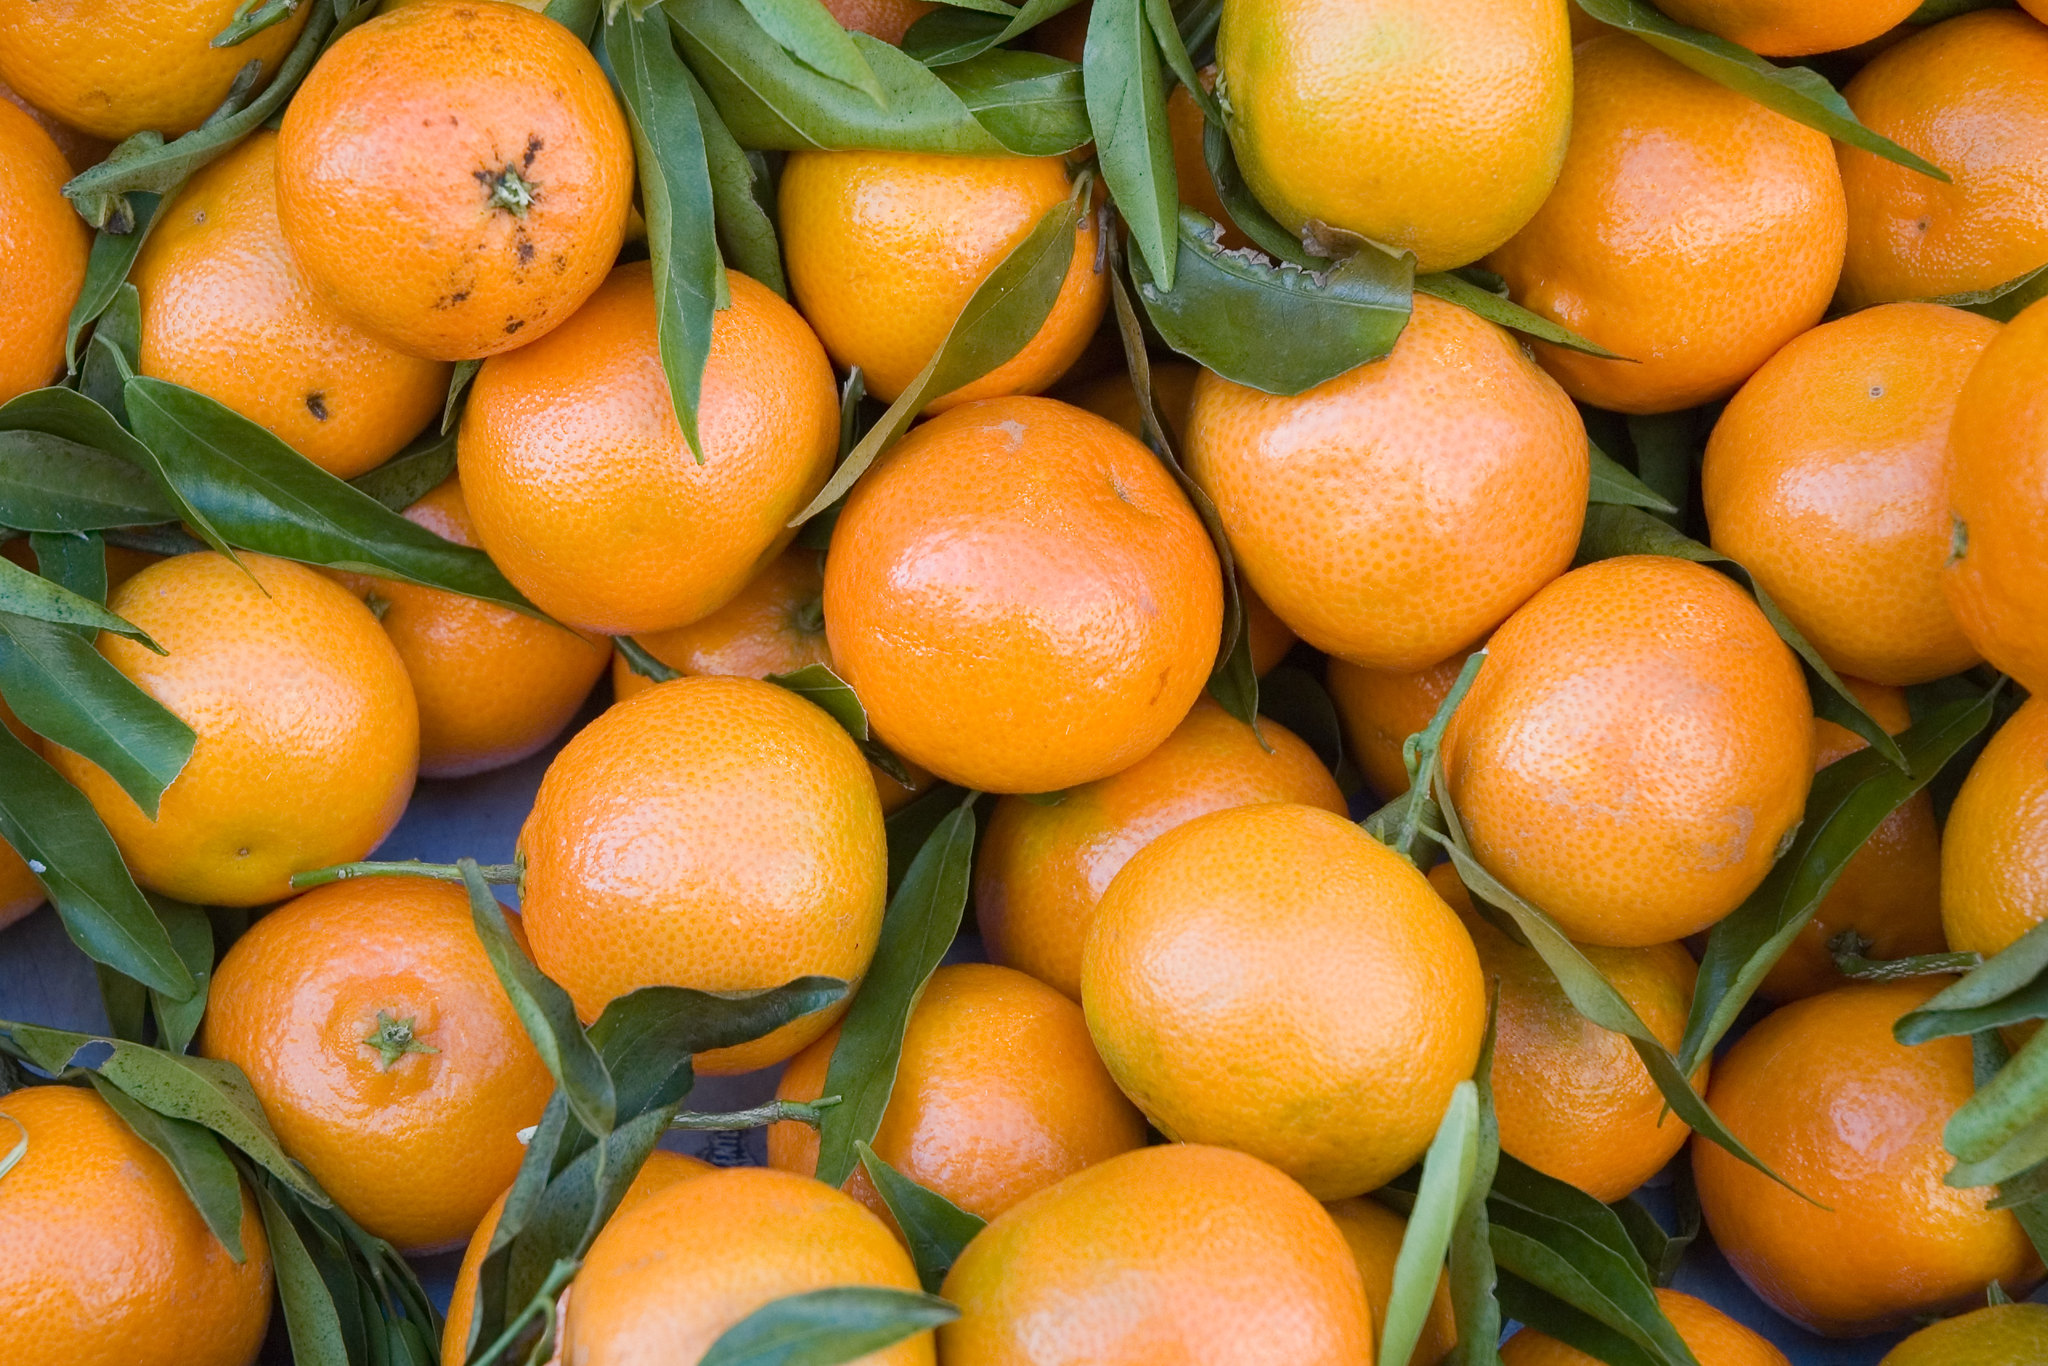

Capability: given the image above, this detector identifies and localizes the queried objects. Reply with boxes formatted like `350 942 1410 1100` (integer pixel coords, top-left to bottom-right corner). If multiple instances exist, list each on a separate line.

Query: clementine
1328 649 1476 802
1653 0 1921 56
1502 1289 1788 1366
1325 1197 1457 1366
1942 697 2048 963
1880 1302 2048 1366
0 99 89 407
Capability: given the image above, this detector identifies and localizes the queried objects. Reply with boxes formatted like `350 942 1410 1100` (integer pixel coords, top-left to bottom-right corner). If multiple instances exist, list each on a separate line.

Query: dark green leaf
1199 120 1321 267
1495 1276 1667 1366
1586 442 1677 514
254 1181 353 1366
98 962 151 1044
1085 0 1177 289
588 977 848 1120
1254 666 1346 776
26 531 108 611
903 0 1080 65
766 662 871 739
1382 1081 1479 1366
0 429 173 531
0 556 159 644
1898 918 2048 1045
883 781 972 893
1416 272 1622 359
441 360 480 436
65 194 166 372
148 897 216 1055
545 0 602 42
79 282 144 420
1448 1004 1502 1366
1926 261 2048 324
348 429 457 514
90 1074 247 1259
856 1141 986 1292
615 635 682 684
699 1286 958 1366
1624 412 1697 527
689 65 788 297
933 52 1092 156
737 0 886 102
1491 1156 1651 1284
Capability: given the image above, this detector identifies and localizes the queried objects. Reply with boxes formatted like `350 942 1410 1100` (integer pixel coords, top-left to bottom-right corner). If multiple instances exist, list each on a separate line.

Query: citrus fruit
0 0 310 141
1166 73 1243 248
821 0 938 43
1701 301 1995 686
561 1166 933 1365
132 130 451 479
460 261 839 636
823 396 1222 794
974 698 1342 1001
49 551 418 907
1083 801 1485 1198
1325 1197 1457 1366
1185 293 1588 672
1502 1289 1789 1366
769 963 1147 1221
0 98 89 408
0 76 110 172
1943 294 2048 695
1442 555 1814 948
1061 358 1201 448
1652 0 1921 56
517 675 885 1072
1836 10 2048 309
1214 0 1571 271
275 0 634 360
778 150 1104 408
0 1084 272 1366
1485 33 1845 414
1694 978 2040 1336
1942 697 2048 962
1880 1302 2048 1366
1328 649 1475 802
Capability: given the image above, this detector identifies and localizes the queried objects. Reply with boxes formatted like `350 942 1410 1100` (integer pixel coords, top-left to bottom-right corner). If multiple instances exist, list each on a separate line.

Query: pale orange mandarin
1325 1198 1456 1366
1328 649 1476 803
0 99 88 407
1879 1302 2048 1366
0 76 111 172
1942 698 2048 964
1503 1290 1788 1366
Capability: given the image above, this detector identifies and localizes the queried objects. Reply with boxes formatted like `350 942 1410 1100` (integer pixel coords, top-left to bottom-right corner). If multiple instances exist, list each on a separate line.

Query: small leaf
64 193 167 372
902 0 1081 66
1416 272 1622 359
856 1141 986 1292
347 429 458 514
735 0 886 103
253 1181 353 1366
1898 917 2048 1045
440 360 480 436
1381 1081 1479 1366
1586 442 1677 515
699 1286 958 1366
1199 120 1321 267
90 1074 247 1259
765 662 871 739
615 635 682 684
0 556 161 645
1254 666 1347 777
1926 261 2048 324
78 283 144 422
1084 0 1177 289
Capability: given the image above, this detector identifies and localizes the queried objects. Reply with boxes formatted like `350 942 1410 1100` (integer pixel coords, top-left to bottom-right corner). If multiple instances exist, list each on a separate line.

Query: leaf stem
668 1095 842 1132
1830 931 1983 983
289 859 519 891
469 1257 578 1366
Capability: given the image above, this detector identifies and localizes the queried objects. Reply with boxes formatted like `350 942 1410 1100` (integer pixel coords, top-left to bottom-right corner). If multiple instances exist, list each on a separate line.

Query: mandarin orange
1654 0 1921 56
1502 1289 1789 1366
0 99 89 407
1942 697 2048 963
1328 649 1476 802
1325 1197 1457 1366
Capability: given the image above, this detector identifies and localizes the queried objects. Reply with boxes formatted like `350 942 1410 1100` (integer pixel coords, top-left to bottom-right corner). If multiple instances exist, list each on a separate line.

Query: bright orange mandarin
517 675 885 1072
1324 1198 1456 1366
0 699 46 933
1165 72 1245 249
1654 0 1920 56
1880 1302 2048 1366
1486 34 1845 415
1702 302 1995 685
1328 648 1475 802
563 1167 933 1366
132 131 450 479
1943 698 2048 962
1943 296 2048 694
1837 11 2048 309
276 0 633 361
1186 294 1587 672
1084 802 1485 1199
1443 556 1814 948
824 397 1222 795
0 1085 272 1366
941 1144 1370 1365
1503 1290 1788 1366
0 100 88 407
975 698 1342 1001
49 552 418 907
770 964 1146 1222
0 0 309 140
1 77 111 172
1696 979 2041 1336
778 151 1104 409
334 476 608 778
1761 681 1944 1001
461 262 838 636
820 0 938 43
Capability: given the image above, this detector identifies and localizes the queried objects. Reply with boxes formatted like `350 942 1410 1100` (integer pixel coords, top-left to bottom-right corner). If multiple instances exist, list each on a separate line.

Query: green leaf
28 531 108 612
1898 918 2048 1045
790 191 1081 524
1416 272 1622 359
65 194 167 372
253 1181 352 1366
589 977 848 1120
348 430 458 514
765 662 914 784
1495 1277 1671 1366
737 0 886 103
813 800 977 1188
1382 1082 1479 1366
78 283 144 423
688 65 789 297
1254 665 1348 779
1612 1169 1700 1289
1571 0 1947 180
440 360 480 436
1587 442 1677 515
883 781 973 893
1448 1006 1503 1366
1085 0 1177 290
699 1286 958 1366
856 1141 986 1293
148 897 216 1055
89 1074 247 1259
615 635 682 684
0 429 173 532
903 0 1081 65
1624 412 1698 526
1199 120 1322 267
1131 209 1412 396
212 0 301 46
1829 933 1980 984
1362 651 1485 866
545 0 603 41
1926 261 2048 324
0 556 160 645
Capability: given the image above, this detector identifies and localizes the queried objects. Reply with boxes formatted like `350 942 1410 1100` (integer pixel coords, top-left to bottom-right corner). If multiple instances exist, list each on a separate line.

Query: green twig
668 1096 842 1132
290 859 520 891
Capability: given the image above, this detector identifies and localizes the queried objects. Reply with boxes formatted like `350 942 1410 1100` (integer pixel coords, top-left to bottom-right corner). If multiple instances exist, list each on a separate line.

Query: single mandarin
1185 294 1588 671
975 698 1342 1001
820 0 938 43
49 552 418 907
778 150 1104 409
1443 556 1814 947
940 1144 1371 1366
1083 802 1486 1198
1329 649 1476 803
517 675 885 1072
769 963 1147 1222
1880 1303 2048 1366
1485 34 1846 414
824 397 1222 795
1653 0 1921 56
275 0 634 360
1502 1289 1789 1366
0 99 89 407
461 262 838 635
1942 697 2048 962
0 76 111 172
1702 301 1995 685
1695 979 2041 1335
1325 1198 1456 1366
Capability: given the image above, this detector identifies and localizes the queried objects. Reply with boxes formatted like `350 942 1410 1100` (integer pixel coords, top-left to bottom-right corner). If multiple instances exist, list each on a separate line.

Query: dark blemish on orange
306 393 329 421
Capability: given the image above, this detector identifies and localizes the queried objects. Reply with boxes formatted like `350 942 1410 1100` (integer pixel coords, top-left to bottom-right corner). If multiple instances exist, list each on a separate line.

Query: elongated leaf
90 1074 247 1259
1928 261 2048 324
254 1181 352 1366
78 284 144 422
1495 1276 1667 1366
148 896 215 1055
545 0 602 41
0 556 158 644
589 977 847 1120
903 0 1080 65
1571 0 1945 179
688 64 788 296
1488 1191 1696 1366
884 781 972 892
1085 0 1177 289
0 430 174 531
1587 442 1677 514
1899 918 2048 1044
1416 272 1621 359
1382 1082 1479 1366
738 0 885 102
857 1141 986 1292
348 430 457 514
1133 209 1412 395
1362 651 1485 866
700 1287 958 1366
813 802 977 1188
1492 1157 1651 1283
28 531 107 613
440 359 480 436
65 194 166 372
1449 1007 1502 1366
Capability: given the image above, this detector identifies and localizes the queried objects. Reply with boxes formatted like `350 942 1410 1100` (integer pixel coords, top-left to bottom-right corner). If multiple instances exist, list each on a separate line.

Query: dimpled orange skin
0 101 89 407
1084 802 1486 1199
517 675 885 1072
1880 1302 2048 1366
778 151 1105 409
132 132 451 480
1443 556 1814 948
0 0 308 141
0 1086 273 1366
440 1151 714 1366
275 0 633 361
1760 681 1944 1002
1503 1290 1789 1366
1944 296 2048 695
940 1143 1371 1366
1325 1198 1456 1366
1485 35 1845 415
49 553 418 907
1943 698 2048 962
769 964 1147 1223
1702 302 1995 686
332 477 608 779
1695 979 2041 1336
1 77 111 173
461 262 838 635
1328 648 1475 803
824 397 1223 795
820 0 938 43
1653 0 1921 57
1186 294 1588 672
1837 12 2048 309
975 699 1343 1001
1215 0 1570 273
563 1167 933 1366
